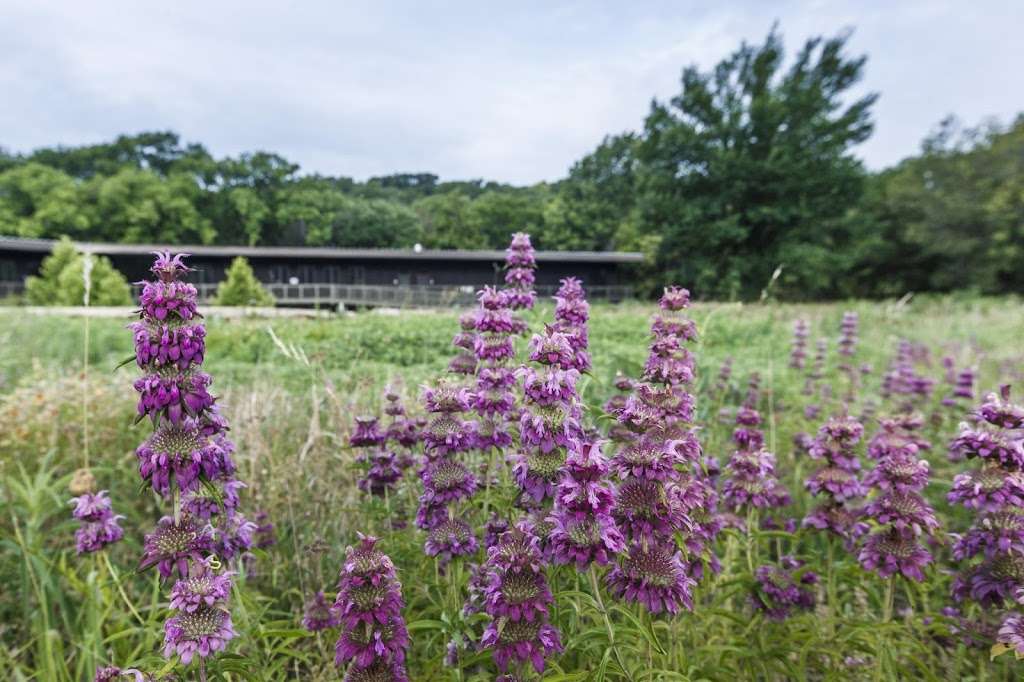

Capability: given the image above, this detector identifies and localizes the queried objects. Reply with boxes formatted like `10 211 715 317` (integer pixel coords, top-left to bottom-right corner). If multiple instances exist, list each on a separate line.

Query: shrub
212 256 274 306
24 236 132 306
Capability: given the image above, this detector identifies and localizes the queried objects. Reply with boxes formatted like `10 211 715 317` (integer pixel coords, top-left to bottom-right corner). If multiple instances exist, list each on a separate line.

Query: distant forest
1 28 1021 299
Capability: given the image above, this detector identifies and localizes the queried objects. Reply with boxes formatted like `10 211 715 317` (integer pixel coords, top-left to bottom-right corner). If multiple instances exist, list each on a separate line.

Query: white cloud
0 0 1021 183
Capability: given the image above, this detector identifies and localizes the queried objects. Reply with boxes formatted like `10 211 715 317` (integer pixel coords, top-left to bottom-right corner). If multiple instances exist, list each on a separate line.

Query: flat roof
0 235 645 264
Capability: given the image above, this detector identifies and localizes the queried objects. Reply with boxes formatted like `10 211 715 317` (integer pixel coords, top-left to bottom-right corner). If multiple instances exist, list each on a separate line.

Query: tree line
1 27 1021 300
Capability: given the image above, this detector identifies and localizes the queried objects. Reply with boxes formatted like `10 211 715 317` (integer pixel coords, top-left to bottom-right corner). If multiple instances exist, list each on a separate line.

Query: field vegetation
1 292 1022 680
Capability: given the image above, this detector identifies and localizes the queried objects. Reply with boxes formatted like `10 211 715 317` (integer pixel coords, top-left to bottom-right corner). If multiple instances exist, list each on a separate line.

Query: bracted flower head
71 490 114 522
864 452 931 493
949 465 1024 511
75 514 125 554
133 370 215 425
548 510 625 570
420 458 478 507
303 590 342 632
335 617 410 670
425 518 478 561
606 542 695 614
169 560 234 613
136 419 232 497
997 613 1024 656
140 514 215 578
483 563 554 621
162 603 236 663
130 320 206 371
513 447 569 503
750 558 817 620
858 529 932 581
351 416 386 448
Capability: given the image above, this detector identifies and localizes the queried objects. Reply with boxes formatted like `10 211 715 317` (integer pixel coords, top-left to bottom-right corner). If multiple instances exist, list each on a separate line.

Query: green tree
24 237 132 305
543 134 639 251
636 27 876 299
466 189 546 248
85 168 214 244
212 256 274 306
0 163 91 238
276 180 421 248
413 192 484 249
848 115 1024 295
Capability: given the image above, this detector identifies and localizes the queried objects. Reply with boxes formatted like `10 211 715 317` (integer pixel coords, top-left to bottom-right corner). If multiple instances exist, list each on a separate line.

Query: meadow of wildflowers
1 239 1024 680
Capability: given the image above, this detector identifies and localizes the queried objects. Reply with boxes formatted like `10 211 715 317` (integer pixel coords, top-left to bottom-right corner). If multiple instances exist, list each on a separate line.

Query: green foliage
1 298 1022 679
635 27 876 300
847 115 1024 295
0 29 1022 299
23 237 132 306
0 163 91 237
212 256 275 306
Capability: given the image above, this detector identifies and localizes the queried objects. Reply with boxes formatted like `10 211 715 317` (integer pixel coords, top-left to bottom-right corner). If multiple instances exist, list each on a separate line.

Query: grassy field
1 295 1023 680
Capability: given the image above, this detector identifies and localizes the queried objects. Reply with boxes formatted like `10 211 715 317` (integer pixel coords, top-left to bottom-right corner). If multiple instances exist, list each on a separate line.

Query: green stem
876 577 895 681
82 313 91 468
745 508 759 574
589 565 633 682
882 576 895 623
101 551 144 625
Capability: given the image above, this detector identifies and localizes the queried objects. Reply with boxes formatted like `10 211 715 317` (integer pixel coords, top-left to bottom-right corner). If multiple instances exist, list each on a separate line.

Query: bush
212 256 275 306
24 236 132 305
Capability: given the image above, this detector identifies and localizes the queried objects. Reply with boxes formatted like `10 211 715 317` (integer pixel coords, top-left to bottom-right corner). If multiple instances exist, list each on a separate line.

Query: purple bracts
947 387 1024 641
480 529 562 673
70 490 124 554
750 556 817 620
130 252 247 666
610 286 714 605
333 535 410 679
802 416 867 545
548 441 625 569
303 591 342 632
162 558 236 664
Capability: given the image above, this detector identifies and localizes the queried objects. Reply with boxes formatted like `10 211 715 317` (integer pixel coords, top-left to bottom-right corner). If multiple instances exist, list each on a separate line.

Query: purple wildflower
503 233 536 311
997 613 1024 656
424 517 479 561
722 404 790 513
303 591 342 632
789 319 809 369
333 534 410 678
750 556 817 620
168 559 233 613
802 416 867 543
858 530 933 581
606 542 695 614
948 387 1024 630
548 441 625 569
70 490 124 554
139 514 214 579
480 528 562 673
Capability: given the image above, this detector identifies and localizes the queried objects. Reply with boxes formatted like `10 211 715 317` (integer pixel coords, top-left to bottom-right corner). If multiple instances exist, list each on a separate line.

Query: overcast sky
2 1 1021 184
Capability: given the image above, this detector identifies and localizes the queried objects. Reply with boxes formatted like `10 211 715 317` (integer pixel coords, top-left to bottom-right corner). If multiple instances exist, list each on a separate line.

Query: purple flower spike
480 528 562 672
333 534 410 679
70 489 125 553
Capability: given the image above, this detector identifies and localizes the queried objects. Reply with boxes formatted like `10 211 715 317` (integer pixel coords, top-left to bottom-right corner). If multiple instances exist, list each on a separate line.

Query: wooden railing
1 280 634 308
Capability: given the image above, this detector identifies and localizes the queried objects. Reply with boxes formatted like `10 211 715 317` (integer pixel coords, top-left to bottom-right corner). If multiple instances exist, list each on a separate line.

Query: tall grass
0 296 1022 679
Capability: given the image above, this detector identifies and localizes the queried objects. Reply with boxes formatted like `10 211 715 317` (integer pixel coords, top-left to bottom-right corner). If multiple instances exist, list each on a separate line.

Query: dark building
0 236 644 305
